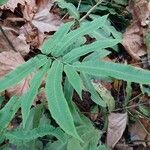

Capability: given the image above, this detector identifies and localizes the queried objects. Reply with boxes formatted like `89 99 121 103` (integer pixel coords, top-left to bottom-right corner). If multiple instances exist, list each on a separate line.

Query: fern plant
1 15 150 142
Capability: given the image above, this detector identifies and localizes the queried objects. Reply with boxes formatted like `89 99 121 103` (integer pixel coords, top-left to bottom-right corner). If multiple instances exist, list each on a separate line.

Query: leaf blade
80 73 106 107
64 65 83 99
54 15 108 56
41 22 74 54
63 39 120 63
74 61 150 84
0 96 20 133
46 60 81 141
0 55 48 92
21 61 51 127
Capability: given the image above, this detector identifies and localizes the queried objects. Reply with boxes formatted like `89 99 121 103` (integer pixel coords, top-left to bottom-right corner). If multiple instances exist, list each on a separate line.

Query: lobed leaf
46 60 81 141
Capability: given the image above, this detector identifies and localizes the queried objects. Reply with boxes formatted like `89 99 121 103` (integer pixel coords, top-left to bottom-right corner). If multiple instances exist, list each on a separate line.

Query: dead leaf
0 51 30 96
129 118 150 147
123 23 146 60
107 112 128 149
123 0 150 60
115 143 133 150
0 26 30 56
20 0 62 33
1 0 62 48
0 0 36 12
31 4 61 33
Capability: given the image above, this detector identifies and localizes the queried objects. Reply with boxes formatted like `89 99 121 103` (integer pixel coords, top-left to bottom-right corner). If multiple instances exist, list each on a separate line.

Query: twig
138 119 150 136
113 101 148 112
79 0 103 22
127 93 143 105
77 0 82 11
0 25 17 52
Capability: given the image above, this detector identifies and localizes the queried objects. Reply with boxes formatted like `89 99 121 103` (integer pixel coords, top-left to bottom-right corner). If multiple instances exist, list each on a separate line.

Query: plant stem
79 0 103 22
77 0 82 11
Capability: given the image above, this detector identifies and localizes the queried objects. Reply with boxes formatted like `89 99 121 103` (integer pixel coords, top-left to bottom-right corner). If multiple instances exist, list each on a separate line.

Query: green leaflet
45 140 67 150
24 103 44 130
46 60 81 141
56 0 79 19
125 82 132 106
53 15 108 56
64 78 83 125
64 65 84 99
63 37 86 56
113 0 128 5
0 54 48 92
41 22 74 54
63 39 121 63
139 105 150 117
83 50 111 61
90 15 122 39
77 124 101 150
5 125 55 144
92 82 115 112
0 0 8 5
67 139 83 150
80 73 106 107
0 96 20 133
74 61 150 84
21 61 51 128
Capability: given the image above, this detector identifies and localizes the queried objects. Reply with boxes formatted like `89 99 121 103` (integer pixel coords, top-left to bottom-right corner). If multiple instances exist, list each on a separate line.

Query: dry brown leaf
129 118 150 147
1 0 62 48
0 26 30 56
0 51 30 96
107 112 128 149
1 0 36 11
32 4 61 33
115 143 133 150
123 0 150 60
131 0 150 26
123 23 146 60
22 0 62 33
